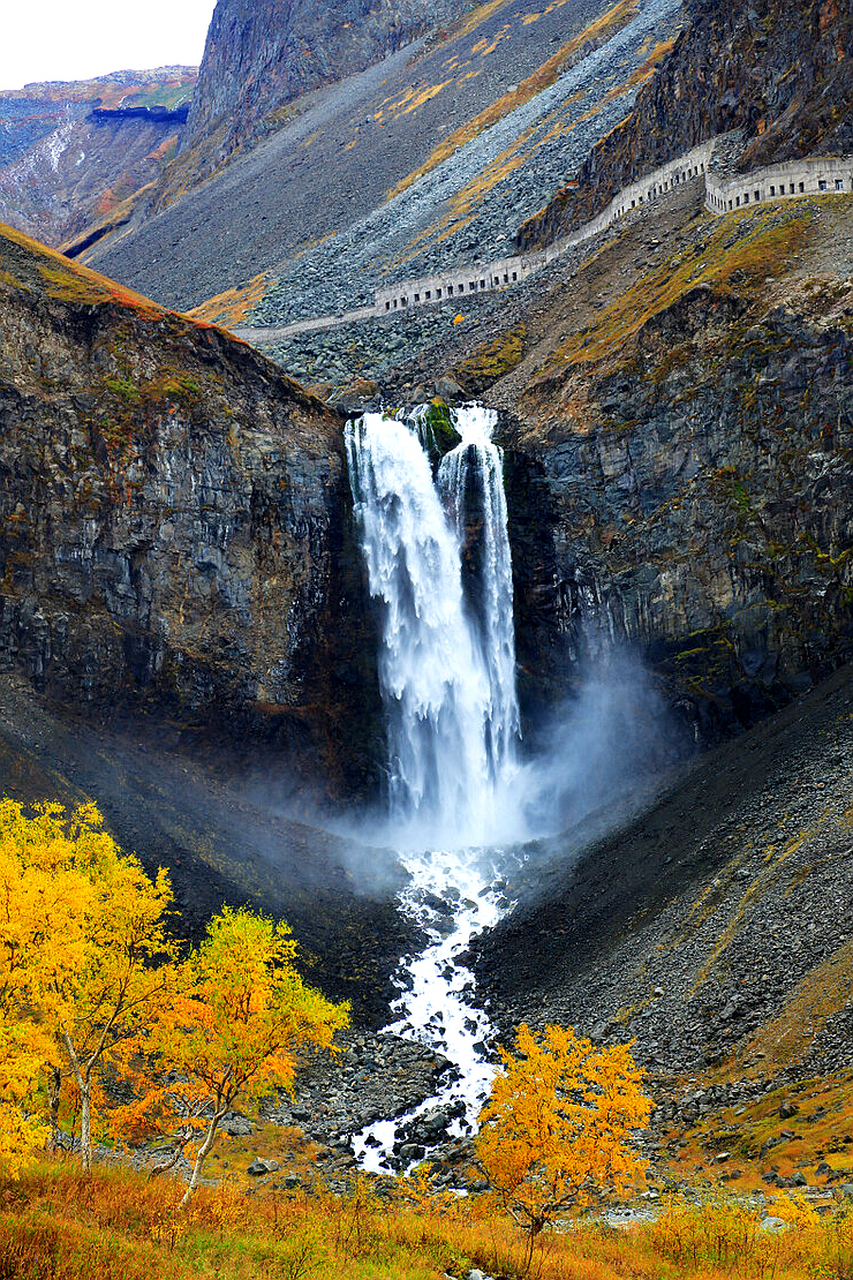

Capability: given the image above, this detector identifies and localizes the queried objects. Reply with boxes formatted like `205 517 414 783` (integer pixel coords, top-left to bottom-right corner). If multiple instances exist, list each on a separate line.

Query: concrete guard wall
705 156 853 213
374 139 719 315
243 140 853 343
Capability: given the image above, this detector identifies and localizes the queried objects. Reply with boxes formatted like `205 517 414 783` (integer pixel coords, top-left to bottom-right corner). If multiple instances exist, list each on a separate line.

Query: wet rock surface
268 1030 455 1176
262 185 853 745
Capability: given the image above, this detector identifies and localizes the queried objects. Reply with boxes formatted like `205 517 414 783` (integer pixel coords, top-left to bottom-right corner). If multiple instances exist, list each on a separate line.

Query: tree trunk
47 1066 61 1151
60 1030 92 1173
179 1110 225 1208
148 1136 188 1180
80 1078 92 1173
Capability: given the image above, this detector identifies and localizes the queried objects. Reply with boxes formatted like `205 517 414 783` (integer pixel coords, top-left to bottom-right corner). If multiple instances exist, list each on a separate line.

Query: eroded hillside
175 0 471 187
88 0 685 312
0 68 196 249
472 659 853 1192
518 0 853 247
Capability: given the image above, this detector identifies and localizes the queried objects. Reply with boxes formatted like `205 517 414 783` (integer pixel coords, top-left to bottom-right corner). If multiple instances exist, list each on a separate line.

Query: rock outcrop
518 0 853 249
500 195 853 738
0 223 379 796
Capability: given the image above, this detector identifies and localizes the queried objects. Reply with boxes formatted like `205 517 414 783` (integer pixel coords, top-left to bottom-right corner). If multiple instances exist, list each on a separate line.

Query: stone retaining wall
374 139 719 315
705 156 853 213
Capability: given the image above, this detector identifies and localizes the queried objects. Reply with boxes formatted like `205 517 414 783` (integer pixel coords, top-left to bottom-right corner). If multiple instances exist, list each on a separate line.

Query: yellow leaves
476 1023 651 1232
453 313 465 324
0 800 345 1191
770 1190 821 1231
159 905 348 1102
0 799 175 1173
134 906 349 1200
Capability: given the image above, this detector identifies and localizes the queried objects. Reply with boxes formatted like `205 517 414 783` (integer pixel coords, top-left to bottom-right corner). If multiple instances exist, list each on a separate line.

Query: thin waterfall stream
344 405 521 1172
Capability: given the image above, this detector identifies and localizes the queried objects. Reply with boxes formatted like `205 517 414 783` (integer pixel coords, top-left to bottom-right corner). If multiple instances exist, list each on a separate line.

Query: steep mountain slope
178 0 469 184
0 676 405 1024
255 178 853 742
472 660 853 1187
497 189 853 739
0 223 379 796
0 69 196 249
88 0 684 311
518 0 853 247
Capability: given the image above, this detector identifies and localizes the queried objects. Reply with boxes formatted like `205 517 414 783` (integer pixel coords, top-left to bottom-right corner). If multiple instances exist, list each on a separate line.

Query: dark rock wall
518 0 853 249
502 290 853 739
0 228 380 796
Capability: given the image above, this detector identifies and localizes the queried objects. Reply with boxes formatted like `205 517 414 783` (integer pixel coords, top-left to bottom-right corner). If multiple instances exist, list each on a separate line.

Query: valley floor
4 1156 853 1280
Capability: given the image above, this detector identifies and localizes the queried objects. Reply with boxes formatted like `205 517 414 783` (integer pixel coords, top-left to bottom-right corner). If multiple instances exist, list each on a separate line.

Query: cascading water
344 405 521 1171
345 405 519 849
437 406 519 784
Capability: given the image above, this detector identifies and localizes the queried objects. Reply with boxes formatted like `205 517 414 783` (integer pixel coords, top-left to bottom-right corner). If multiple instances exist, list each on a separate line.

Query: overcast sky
2 0 218 92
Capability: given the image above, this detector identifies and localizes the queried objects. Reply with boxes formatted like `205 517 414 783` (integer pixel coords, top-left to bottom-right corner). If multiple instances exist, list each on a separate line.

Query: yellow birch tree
0 799 177 1172
0 800 97 1172
137 906 349 1207
476 1023 651 1259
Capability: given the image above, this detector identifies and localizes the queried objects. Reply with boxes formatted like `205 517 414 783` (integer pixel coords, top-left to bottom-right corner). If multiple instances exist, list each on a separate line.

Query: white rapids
345 405 522 1172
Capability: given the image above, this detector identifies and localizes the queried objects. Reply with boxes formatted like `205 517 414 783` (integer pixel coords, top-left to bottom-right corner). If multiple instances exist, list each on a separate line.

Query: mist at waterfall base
341 405 674 1172
343 405 672 858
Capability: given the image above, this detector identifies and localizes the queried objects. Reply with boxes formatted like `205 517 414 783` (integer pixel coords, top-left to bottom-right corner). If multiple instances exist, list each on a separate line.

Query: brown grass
538 203 816 375
2 1157 852 1279
661 1069 853 1196
1 222 165 316
188 272 272 327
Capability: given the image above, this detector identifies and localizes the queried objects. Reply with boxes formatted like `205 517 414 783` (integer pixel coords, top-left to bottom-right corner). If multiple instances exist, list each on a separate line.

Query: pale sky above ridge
2 0 217 93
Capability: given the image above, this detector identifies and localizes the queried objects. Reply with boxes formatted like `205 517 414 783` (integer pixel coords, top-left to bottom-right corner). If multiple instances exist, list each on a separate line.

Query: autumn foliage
0 799 348 1191
124 906 349 1203
476 1023 651 1246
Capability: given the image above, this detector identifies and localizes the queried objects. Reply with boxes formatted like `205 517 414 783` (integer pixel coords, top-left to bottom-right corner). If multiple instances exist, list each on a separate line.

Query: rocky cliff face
497 192 853 739
518 0 853 249
0 223 379 796
177 0 467 180
0 69 196 249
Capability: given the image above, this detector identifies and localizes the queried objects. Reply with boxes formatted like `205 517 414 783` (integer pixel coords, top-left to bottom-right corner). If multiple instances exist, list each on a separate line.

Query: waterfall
345 403 521 1171
438 405 519 777
345 406 519 847
345 403 668 1174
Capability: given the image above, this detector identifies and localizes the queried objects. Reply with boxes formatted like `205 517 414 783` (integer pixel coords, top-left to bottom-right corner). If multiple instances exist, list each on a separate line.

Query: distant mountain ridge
0 68 197 248
0 67 197 103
